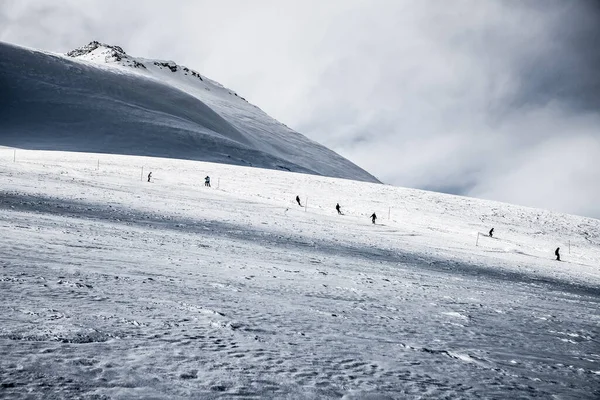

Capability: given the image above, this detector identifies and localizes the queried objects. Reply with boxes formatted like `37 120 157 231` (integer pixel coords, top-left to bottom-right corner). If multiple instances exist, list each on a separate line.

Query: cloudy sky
1 0 599 218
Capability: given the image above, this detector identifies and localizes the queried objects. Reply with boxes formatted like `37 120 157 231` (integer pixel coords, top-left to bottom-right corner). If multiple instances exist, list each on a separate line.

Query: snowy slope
0 41 379 183
1 149 599 399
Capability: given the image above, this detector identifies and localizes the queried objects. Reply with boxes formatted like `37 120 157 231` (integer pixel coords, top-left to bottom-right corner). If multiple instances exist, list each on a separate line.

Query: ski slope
1 149 599 399
0 41 378 183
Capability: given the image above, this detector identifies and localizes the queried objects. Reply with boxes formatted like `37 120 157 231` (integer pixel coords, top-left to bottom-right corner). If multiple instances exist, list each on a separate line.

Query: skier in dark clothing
147 172 152 182
555 247 560 261
205 176 211 187
336 203 342 215
370 212 377 224
489 228 494 237
296 195 302 207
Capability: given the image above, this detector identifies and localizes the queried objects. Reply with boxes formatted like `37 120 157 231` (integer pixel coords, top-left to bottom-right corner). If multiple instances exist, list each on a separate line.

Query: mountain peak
66 41 147 69
65 41 206 78
66 41 126 59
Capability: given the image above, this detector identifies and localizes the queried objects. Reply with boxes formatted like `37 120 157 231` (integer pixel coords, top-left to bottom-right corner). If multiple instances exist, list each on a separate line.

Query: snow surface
1 149 599 399
0 41 378 183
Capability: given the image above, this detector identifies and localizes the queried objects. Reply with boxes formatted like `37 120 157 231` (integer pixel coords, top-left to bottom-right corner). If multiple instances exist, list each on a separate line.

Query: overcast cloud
1 0 599 218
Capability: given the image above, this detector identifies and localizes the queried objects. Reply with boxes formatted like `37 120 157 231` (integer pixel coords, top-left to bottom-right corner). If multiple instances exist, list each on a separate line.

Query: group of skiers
298 204 561 261
337 203 377 223
296 196 377 224
147 172 211 187
488 226 561 261
143 177 563 262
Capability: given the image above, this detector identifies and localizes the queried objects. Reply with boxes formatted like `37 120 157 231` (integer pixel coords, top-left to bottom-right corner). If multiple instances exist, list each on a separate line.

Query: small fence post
305 197 308 212
13 149 16 162
141 166 144 181
388 206 391 220
476 232 480 247
97 159 100 170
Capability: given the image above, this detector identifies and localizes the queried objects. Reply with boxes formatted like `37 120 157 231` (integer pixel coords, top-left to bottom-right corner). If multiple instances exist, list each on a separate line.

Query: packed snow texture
0 41 378 183
1 149 598 399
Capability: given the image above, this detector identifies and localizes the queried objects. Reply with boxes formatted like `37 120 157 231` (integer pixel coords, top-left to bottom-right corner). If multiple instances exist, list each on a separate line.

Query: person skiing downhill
147 172 152 182
336 203 342 215
489 228 494 237
555 247 560 261
296 195 302 207
370 212 377 224
205 176 211 187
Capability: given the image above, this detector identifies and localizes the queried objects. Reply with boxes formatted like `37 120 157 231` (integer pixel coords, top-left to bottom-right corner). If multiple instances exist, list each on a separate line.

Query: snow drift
0 41 379 183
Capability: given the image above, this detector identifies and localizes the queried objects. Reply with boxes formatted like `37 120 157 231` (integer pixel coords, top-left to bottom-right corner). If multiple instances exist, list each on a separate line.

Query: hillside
0 41 379 183
1 149 598 398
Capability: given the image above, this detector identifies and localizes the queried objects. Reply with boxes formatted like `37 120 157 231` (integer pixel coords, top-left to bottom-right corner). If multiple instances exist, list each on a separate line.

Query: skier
489 228 494 237
370 212 377 224
147 172 152 182
555 247 560 261
205 176 211 187
296 195 302 207
336 203 342 215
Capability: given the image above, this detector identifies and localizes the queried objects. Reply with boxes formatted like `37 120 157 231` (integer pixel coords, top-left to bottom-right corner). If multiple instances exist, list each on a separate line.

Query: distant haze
1 0 599 218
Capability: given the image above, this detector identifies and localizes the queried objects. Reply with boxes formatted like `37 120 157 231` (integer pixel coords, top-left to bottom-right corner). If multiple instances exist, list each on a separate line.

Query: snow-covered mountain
2 40 599 399
1 149 599 398
0 41 379 183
